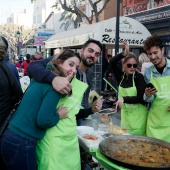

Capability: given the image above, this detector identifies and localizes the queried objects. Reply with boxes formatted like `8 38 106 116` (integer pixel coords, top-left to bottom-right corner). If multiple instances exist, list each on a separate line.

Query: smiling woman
108 41 148 136
0 49 84 170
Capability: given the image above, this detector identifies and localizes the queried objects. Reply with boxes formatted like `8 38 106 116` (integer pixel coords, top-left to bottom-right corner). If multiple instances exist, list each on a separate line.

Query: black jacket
0 61 23 126
109 53 147 105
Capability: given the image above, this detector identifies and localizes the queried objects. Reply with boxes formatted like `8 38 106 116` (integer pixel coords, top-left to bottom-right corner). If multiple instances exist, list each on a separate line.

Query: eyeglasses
127 64 137 68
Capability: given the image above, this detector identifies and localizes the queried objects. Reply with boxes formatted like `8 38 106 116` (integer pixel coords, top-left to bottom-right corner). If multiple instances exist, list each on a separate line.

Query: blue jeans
0 129 37 170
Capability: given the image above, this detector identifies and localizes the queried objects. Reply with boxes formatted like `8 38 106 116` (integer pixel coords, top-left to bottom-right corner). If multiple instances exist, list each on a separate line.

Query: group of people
0 37 103 170
15 52 44 78
15 54 32 76
0 33 170 170
111 35 170 143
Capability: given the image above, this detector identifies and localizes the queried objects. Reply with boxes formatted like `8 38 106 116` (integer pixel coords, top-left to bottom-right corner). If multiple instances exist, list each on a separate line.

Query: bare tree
59 11 79 30
0 23 34 55
31 0 110 24
57 0 110 24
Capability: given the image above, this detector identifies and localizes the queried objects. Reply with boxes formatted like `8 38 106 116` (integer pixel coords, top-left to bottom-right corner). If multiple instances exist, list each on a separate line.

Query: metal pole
115 0 120 55
17 37 20 57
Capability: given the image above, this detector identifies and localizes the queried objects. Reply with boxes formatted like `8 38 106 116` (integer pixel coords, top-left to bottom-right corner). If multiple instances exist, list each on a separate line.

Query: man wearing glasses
143 35 170 143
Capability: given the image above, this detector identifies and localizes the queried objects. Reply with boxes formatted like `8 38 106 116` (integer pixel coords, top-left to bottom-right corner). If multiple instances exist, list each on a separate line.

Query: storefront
45 16 151 92
126 5 170 58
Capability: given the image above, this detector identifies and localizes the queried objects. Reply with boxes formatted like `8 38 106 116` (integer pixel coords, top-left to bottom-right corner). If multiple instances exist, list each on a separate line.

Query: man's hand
57 104 68 119
116 97 124 110
145 87 157 98
52 73 73 94
91 96 103 113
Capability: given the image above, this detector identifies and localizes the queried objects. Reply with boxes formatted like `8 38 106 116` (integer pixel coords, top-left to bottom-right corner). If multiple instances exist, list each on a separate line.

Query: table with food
77 107 170 170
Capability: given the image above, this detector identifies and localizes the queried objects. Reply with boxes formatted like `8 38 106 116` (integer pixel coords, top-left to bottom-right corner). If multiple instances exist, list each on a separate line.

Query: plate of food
78 133 103 148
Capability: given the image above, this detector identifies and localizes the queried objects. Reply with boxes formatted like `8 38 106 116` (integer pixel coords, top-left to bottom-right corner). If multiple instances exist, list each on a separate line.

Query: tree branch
98 0 110 14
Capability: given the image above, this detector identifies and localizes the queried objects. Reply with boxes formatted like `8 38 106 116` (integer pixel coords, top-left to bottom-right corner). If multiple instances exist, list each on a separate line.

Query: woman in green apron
36 56 103 169
36 78 88 170
0 50 81 170
109 41 148 135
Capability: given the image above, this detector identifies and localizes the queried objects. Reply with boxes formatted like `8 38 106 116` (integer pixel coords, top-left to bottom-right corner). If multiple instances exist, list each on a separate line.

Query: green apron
146 66 170 142
118 73 148 135
36 77 88 170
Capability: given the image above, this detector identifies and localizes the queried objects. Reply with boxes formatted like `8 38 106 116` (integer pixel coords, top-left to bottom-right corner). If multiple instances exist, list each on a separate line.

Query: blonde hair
138 53 150 64
54 48 61 55
122 52 138 65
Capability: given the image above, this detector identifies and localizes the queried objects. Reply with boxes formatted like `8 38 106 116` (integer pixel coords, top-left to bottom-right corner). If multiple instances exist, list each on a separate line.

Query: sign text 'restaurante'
102 34 144 44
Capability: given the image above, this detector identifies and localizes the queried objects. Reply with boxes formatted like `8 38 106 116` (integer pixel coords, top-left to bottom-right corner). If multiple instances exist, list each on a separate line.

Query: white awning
45 16 151 49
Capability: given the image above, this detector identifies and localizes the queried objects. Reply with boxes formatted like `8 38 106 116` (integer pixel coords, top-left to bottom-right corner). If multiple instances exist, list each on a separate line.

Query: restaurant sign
45 17 151 48
136 11 170 22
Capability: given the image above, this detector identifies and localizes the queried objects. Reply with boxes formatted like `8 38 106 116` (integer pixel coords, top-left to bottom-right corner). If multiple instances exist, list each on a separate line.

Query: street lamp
16 31 21 57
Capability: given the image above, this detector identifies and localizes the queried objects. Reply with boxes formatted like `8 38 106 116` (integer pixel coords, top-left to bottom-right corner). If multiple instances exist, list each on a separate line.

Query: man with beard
27 39 103 124
143 35 170 142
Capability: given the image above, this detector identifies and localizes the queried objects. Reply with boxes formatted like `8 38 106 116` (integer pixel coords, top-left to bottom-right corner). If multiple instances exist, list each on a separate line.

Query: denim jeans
0 129 37 170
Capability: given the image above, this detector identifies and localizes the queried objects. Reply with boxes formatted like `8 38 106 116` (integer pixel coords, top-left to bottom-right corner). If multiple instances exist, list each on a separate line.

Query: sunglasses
127 64 137 68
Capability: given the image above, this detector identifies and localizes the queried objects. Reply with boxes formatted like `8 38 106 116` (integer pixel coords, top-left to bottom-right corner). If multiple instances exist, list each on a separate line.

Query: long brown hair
48 49 80 76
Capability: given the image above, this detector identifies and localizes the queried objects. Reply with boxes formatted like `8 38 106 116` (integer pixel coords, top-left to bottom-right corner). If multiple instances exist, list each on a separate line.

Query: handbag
0 101 20 138
0 64 22 138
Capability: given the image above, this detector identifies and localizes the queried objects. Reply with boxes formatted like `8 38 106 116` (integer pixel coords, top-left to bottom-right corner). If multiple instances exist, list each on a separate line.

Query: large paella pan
99 135 170 170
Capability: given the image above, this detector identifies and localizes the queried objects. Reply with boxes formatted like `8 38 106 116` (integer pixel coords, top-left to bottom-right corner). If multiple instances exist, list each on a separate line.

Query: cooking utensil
103 78 118 93
94 108 117 115
99 135 170 170
94 108 108 115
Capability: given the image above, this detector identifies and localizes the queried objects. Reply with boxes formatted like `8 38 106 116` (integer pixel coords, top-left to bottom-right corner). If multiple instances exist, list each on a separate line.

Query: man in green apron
143 35 170 143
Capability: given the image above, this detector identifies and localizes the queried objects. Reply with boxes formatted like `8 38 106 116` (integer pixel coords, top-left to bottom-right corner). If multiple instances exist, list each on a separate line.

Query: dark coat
0 61 23 127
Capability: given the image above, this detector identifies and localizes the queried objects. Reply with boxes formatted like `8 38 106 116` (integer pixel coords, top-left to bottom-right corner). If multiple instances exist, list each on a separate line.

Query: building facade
124 1 170 58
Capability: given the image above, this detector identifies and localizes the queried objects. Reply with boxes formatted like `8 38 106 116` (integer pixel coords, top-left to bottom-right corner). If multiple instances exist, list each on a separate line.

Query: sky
0 0 34 24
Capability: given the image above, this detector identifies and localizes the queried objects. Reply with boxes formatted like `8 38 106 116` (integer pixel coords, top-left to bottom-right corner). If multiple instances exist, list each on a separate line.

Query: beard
81 58 94 67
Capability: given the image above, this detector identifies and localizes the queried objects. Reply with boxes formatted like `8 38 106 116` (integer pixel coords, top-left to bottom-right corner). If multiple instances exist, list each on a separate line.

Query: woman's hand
121 41 129 57
57 104 68 119
116 97 124 110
